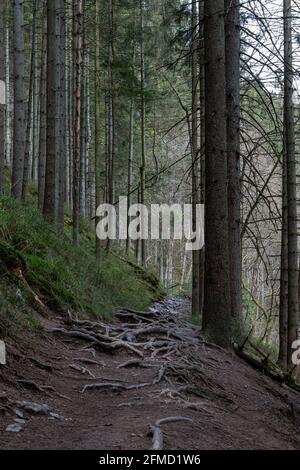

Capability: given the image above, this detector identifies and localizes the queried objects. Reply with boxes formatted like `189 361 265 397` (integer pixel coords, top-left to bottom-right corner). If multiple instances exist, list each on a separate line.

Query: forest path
1 297 300 450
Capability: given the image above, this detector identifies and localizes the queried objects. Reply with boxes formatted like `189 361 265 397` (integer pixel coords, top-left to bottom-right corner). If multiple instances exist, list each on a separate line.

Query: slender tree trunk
5 1 12 167
79 0 86 217
139 0 147 266
44 0 59 222
126 34 136 256
225 0 242 339
126 94 134 255
191 0 200 319
72 0 82 244
202 0 231 348
22 0 37 201
198 0 205 316
0 0 5 194
38 0 47 212
95 0 101 258
278 133 288 370
106 0 114 252
284 0 299 371
57 0 66 229
12 0 25 199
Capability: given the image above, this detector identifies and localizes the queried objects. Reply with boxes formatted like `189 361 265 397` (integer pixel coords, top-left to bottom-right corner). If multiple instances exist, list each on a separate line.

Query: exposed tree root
149 416 193 450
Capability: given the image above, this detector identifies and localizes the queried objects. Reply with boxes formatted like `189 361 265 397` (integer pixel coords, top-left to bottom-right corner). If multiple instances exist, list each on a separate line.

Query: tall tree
202 0 231 348
225 0 242 338
57 0 67 229
73 0 82 244
12 0 25 199
191 0 200 318
95 0 101 258
38 0 47 212
44 0 59 221
22 0 38 201
283 0 299 371
0 0 5 194
139 0 146 266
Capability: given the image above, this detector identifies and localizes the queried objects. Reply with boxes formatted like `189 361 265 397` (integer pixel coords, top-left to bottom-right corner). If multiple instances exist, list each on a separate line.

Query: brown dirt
0 298 300 450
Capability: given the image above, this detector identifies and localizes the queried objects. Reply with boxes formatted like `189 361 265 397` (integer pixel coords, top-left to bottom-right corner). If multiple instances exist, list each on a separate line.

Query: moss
0 194 163 333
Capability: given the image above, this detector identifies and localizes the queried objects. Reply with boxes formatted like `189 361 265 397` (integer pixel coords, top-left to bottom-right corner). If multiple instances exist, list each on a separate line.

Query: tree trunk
225 0 242 340
95 0 101 258
198 0 205 316
72 0 82 244
22 0 37 201
12 0 25 199
38 0 47 212
202 0 231 348
57 0 66 229
44 0 59 222
0 0 5 194
191 0 200 319
284 0 299 371
139 0 146 266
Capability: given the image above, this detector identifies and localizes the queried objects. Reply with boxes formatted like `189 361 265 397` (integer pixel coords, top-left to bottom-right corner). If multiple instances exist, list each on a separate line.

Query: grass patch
0 195 164 330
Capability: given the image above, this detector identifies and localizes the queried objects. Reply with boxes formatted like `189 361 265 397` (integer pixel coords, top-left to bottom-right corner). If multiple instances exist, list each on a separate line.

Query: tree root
149 416 193 450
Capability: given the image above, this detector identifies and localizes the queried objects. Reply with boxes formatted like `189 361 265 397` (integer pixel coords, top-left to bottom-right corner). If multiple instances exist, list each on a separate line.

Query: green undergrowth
0 194 163 338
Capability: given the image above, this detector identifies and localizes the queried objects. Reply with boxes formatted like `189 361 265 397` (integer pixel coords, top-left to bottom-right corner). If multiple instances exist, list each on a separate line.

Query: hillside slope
0 195 163 343
0 297 300 450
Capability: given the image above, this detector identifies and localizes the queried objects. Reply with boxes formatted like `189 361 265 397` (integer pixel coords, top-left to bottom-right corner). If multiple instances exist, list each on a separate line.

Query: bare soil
0 298 300 450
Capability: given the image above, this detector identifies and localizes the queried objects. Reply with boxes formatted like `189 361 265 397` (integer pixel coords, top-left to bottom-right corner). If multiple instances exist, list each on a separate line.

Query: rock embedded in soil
14 401 51 416
6 423 23 433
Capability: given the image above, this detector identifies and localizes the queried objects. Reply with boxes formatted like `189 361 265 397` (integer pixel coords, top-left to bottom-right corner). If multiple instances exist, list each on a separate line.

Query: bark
72 0 82 244
283 0 299 371
12 0 25 199
139 0 146 266
38 1 47 212
126 37 136 255
225 0 242 340
198 0 205 316
57 0 66 229
44 0 59 222
95 0 101 258
0 0 5 194
191 0 200 319
22 0 37 201
202 0 231 348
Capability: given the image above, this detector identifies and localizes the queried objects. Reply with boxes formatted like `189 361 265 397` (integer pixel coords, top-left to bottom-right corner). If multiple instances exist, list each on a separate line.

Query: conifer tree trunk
12 0 25 199
283 0 299 371
140 0 146 266
198 0 205 316
72 0 82 244
0 0 5 194
57 0 66 229
38 0 47 212
44 0 59 222
95 0 101 258
22 0 37 201
202 0 231 348
225 0 242 339
278 128 288 371
191 0 200 319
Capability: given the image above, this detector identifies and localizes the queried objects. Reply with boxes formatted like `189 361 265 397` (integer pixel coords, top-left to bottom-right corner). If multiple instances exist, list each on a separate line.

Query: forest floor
1 297 300 450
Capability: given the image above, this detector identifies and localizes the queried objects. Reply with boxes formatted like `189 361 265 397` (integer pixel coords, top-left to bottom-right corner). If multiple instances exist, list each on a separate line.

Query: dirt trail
1 297 300 450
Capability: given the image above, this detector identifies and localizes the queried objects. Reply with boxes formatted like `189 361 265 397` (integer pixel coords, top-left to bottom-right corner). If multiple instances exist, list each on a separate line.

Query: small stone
6 423 23 433
13 408 24 419
49 412 64 421
15 401 51 415
14 418 26 425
